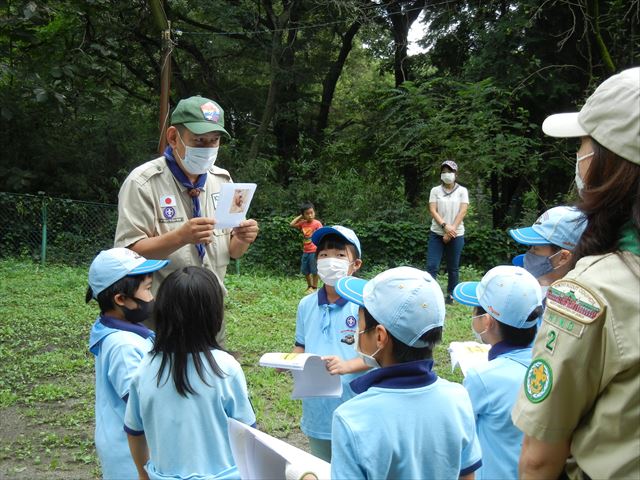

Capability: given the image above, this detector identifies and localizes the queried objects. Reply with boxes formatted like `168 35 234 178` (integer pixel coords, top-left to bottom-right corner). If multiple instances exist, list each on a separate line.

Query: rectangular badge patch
543 310 585 338
159 194 176 207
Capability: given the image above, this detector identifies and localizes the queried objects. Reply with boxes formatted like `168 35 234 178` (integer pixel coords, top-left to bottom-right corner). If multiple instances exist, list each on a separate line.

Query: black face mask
121 297 154 324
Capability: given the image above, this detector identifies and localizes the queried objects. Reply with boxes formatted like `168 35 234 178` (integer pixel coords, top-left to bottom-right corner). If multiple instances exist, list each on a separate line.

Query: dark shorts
300 252 317 275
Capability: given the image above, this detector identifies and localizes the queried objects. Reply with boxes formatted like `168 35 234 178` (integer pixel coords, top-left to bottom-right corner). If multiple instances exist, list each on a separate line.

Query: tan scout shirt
512 252 640 480
114 156 233 293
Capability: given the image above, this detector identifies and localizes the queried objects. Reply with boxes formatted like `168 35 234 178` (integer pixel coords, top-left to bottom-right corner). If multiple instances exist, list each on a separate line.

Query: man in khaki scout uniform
512 68 640 479
115 96 259 296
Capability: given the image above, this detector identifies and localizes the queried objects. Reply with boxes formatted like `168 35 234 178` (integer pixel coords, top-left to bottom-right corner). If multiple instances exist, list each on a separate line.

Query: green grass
0 258 479 478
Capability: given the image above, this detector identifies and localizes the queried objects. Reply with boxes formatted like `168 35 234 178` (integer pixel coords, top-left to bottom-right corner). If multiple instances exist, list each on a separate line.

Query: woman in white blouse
426 160 469 304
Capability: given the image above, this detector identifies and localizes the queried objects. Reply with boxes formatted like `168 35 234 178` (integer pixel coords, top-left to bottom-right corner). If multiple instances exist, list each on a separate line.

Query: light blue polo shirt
331 360 483 480
295 287 362 440
463 342 532 480
124 349 256 480
89 315 154 480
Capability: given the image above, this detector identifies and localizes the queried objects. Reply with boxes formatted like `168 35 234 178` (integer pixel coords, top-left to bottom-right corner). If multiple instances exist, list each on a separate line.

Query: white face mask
471 314 488 343
575 151 594 196
355 328 381 369
317 258 351 286
441 172 456 184
177 133 219 175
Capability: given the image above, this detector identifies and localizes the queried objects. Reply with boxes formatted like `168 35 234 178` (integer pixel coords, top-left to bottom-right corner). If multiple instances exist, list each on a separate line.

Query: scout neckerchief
164 145 206 260
441 183 459 197
618 221 640 256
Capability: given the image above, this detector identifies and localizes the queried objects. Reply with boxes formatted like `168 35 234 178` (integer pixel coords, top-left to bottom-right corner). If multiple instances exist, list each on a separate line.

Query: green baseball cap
171 96 230 137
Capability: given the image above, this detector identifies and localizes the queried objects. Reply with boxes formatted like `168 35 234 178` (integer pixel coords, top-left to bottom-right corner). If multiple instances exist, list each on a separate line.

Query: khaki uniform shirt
114 156 233 293
512 252 640 479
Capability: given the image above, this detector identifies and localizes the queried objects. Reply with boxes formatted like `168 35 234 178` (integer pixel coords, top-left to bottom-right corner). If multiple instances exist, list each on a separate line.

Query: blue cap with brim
452 281 482 307
453 266 542 329
336 267 445 347
512 254 525 267
509 206 586 250
312 225 361 257
89 248 169 298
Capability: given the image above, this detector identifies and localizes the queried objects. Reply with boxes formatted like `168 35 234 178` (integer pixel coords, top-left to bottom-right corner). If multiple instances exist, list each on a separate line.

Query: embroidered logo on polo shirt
525 358 553 403
200 102 220 122
345 316 357 328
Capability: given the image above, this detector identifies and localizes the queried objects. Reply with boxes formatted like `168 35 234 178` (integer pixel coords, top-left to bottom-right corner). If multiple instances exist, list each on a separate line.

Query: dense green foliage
0 191 522 273
1 1 637 229
242 214 521 275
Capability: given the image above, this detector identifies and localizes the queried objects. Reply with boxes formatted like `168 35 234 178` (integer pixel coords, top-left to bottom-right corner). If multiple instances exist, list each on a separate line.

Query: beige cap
542 67 640 165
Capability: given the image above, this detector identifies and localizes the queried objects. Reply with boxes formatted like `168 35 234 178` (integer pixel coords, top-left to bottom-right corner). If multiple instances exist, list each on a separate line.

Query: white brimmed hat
89 248 169 298
542 67 640 165
335 267 445 347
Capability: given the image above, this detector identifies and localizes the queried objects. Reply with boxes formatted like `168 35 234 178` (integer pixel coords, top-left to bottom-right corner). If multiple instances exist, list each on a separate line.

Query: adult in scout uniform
512 67 640 479
115 96 259 295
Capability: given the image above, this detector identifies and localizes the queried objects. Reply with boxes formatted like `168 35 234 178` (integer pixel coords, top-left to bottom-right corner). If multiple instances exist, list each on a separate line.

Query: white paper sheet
214 183 257 229
228 418 331 480
259 352 343 399
448 341 491 376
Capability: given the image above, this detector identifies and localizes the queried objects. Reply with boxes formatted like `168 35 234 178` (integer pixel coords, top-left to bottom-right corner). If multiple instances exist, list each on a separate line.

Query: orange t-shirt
295 219 323 253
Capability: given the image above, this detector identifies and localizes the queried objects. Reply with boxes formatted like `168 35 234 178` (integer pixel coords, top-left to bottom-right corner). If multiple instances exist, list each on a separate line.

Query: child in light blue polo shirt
87 247 169 480
292 225 370 462
453 265 543 480
509 206 587 296
332 267 482 480
124 267 256 480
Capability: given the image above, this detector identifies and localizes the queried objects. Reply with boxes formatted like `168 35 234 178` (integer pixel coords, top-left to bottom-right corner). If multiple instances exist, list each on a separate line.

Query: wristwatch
441 222 446 229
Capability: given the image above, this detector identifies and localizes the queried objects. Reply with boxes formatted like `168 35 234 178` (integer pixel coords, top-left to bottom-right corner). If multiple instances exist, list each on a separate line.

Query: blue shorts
300 252 317 275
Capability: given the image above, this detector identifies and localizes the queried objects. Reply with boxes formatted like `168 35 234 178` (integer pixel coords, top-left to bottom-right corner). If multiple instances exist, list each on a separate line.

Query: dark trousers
426 231 464 295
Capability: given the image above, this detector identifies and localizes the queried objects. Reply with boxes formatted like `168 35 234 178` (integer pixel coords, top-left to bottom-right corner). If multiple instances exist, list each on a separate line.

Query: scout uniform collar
618 221 640 256
164 145 207 260
99 314 154 339
349 359 438 394
317 286 347 307
488 341 526 361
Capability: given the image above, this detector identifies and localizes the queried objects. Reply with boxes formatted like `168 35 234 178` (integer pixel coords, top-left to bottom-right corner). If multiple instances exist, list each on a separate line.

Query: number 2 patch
545 329 558 354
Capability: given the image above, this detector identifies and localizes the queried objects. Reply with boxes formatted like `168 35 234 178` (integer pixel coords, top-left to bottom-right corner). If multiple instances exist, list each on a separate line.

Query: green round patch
525 358 553 403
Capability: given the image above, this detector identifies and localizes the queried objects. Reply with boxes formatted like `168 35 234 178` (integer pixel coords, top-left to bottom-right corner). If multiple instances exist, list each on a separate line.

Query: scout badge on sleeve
525 358 553 403
545 280 605 324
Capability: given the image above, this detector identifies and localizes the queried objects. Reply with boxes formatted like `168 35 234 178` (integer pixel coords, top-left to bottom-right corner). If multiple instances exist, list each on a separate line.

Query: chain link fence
0 192 118 266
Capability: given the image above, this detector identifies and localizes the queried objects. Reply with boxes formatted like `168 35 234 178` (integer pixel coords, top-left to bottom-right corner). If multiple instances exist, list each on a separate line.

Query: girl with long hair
124 266 256 480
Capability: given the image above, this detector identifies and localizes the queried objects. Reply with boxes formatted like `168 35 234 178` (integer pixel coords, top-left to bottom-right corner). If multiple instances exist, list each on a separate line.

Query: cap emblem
200 102 220 122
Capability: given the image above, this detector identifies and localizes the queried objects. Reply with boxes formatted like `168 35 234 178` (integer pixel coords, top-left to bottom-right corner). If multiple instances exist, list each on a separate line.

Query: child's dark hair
300 202 315 215
85 275 148 313
364 308 442 363
152 266 226 397
474 305 540 346
315 233 360 259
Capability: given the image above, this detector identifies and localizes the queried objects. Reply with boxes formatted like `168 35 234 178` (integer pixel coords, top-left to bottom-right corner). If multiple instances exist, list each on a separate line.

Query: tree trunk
248 0 293 162
315 19 362 141
385 0 426 207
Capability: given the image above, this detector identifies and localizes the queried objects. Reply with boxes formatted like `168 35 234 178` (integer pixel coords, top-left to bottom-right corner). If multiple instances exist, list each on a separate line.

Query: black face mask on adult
121 298 154 324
